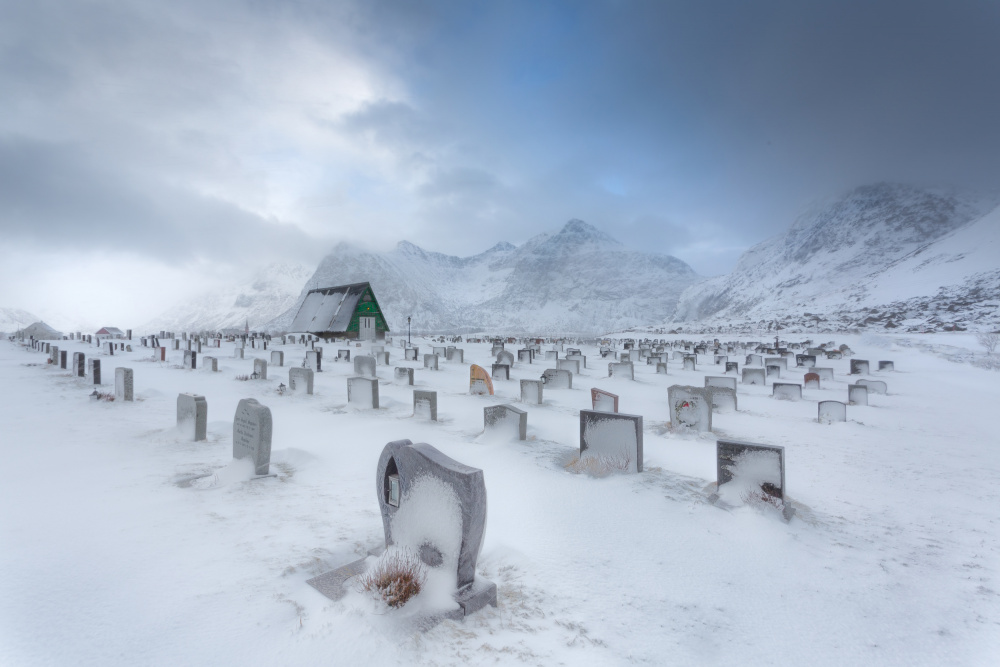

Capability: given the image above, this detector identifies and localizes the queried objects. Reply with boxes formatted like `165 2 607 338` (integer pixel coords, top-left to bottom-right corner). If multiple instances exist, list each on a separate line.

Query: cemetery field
2 335 999 666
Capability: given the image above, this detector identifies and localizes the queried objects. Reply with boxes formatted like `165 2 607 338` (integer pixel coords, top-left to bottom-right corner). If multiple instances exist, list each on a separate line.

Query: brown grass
357 550 426 608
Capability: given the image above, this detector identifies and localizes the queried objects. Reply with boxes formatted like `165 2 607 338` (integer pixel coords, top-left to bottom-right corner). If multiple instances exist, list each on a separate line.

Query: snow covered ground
1 334 999 665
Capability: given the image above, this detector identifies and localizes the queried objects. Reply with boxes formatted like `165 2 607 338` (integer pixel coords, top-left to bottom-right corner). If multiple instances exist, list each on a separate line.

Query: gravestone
233 398 272 475
746 354 763 366
542 368 572 389
848 384 868 406
795 354 817 368
850 359 870 375
566 353 586 368
772 383 802 401
253 358 267 380
288 367 314 394
496 350 515 367
716 439 788 512
73 352 85 377
714 354 728 365
394 367 415 385
60 350 67 369
183 350 197 370
707 386 738 412
355 355 377 377
878 361 895 371
491 343 505 356
203 356 218 372
50 346 59 365
234 348 244 359
682 356 697 371
520 379 544 405
545 350 558 360
803 372 820 389
765 364 781 378
172 340 180 350
374 351 390 365
491 363 510 380
433 346 447 357
818 400 847 423
104 342 114 356
579 410 643 473
469 365 494 396
114 368 134 402
176 393 207 441
484 404 527 440
742 368 766 385
814 367 835 382
705 376 737 392
857 379 887 395
608 362 634 379
656 362 669 374
667 385 713 432
447 349 464 363
338 349 351 361
413 390 437 420
88 359 101 385
404 348 418 361
590 388 619 412
423 354 439 370
305 350 321 372
347 376 379 408
557 359 580 375
271 351 284 367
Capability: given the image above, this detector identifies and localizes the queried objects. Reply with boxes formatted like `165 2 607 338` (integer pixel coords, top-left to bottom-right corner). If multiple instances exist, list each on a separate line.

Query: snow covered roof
20 321 62 340
289 282 373 334
96 327 124 336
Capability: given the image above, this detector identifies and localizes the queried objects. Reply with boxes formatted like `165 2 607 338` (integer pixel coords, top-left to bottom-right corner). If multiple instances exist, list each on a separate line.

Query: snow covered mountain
0 307 43 335
267 220 702 334
669 183 1000 333
144 262 315 333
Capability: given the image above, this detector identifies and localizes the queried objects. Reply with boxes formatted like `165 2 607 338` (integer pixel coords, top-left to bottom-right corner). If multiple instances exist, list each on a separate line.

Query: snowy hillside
144 262 315 333
0 307 43 335
267 220 702 335
670 184 1000 333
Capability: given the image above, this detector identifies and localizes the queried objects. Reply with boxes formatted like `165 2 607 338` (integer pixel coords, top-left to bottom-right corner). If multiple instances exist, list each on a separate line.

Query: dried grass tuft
357 550 426 608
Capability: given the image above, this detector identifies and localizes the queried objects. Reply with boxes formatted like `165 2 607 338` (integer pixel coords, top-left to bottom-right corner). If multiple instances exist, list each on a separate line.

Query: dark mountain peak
549 219 621 247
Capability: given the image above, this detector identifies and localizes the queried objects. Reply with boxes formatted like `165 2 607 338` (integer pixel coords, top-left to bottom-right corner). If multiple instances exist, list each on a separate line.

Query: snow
2 333 1000 665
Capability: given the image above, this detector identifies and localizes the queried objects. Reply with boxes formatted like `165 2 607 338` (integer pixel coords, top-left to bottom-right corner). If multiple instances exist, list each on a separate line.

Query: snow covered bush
977 332 999 355
357 549 426 608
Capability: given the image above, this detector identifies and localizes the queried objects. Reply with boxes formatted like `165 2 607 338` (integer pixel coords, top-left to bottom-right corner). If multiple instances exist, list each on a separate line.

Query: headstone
104 342 114 356
517 349 532 364
765 364 781 378
253 358 267 379
234 348 244 359
394 367 415 385
73 352 85 377
682 355 696 371
557 358 581 375
306 350 321 372
716 439 787 507
803 372 821 389
496 350 515 367
355 355 377 377
469 365 494 396
484 404 527 440
579 410 643 473
413 390 437 420
433 346 447 357
772 382 802 401
857 379 887 395
742 368 766 385
114 367 134 402
183 350 197 370
404 348 418 361
590 388 619 412
422 353 441 370
202 356 218 372
271 351 284 367
814 367 835 382
491 363 510 381
545 350 558 361
288 367 314 394
707 385 738 412
795 354 817 368
542 368 572 389
566 353 586 368
447 349 464 363
520 379 544 405
172 340 180 350
850 359 870 375
818 400 847 423
347 376 379 408
608 362 634 380
667 385 713 432
705 376 737 391
746 354 763 366
60 350 67 369
878 360 895 371
233 398 272 475
848 384 869 406
656 362 669 374
714 354 728 365
176 393 207 441
88 359 101 385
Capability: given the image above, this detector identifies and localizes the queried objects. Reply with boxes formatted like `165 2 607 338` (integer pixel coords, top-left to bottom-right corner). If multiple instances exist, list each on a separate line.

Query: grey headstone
716 439 786 502
484 404 527 440
878 360 895 371
491 363 510 380
566 353 586 368
337 349 351 361
203 356 218 372
233 398 272 475
818 400 847 423
667 385 713 432
271 351 284 367
60 350 67 369
496 350 515 367
682 355 696 371
234 347 244 359
394 367 415 385
556 358 580 375
73 352 85 377
177 393 207 441
579 410 643 473
354 355 377 377
413 390 437 420
423 354 439 370
447 349 464 363
705 376 737 392
742 367 766 385
848 384 869 406
795 354 817 368
850 359 870 375
288 367 314 394
183 350 197 370
88 359 101 385
708 386 738 412
656 362 668 374
347 376 379 408
542 368 572 389
517 349 532 363
545 350 558 360
520 379 544 404
608 362 634 379
814 367 835 382
765 364 781 378
404 348 418 361
857 379 887 395
252 358 267 379
114 367 134 401
305 350 321 372
772 382 802 401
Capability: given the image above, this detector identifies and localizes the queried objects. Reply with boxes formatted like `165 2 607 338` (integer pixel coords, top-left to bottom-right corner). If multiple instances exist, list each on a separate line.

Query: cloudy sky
2 0 1000 327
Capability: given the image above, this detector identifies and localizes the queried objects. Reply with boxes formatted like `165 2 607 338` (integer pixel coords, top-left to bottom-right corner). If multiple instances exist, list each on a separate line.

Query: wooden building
289 282 389 340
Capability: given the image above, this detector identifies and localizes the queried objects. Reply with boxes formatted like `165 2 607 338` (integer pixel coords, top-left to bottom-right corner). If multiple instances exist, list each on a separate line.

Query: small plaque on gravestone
233 398 272 475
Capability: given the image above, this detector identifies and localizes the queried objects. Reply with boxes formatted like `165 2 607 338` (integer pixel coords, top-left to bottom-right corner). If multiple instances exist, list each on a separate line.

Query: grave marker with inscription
233 398 272 475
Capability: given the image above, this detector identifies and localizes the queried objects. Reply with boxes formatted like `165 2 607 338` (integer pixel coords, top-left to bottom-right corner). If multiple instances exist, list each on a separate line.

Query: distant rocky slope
267 220 703 335
665 184 1000 333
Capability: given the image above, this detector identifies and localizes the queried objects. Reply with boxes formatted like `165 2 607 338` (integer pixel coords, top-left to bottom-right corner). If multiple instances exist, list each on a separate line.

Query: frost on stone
581 417 638 473
389 474 463 587
720 450 783 507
